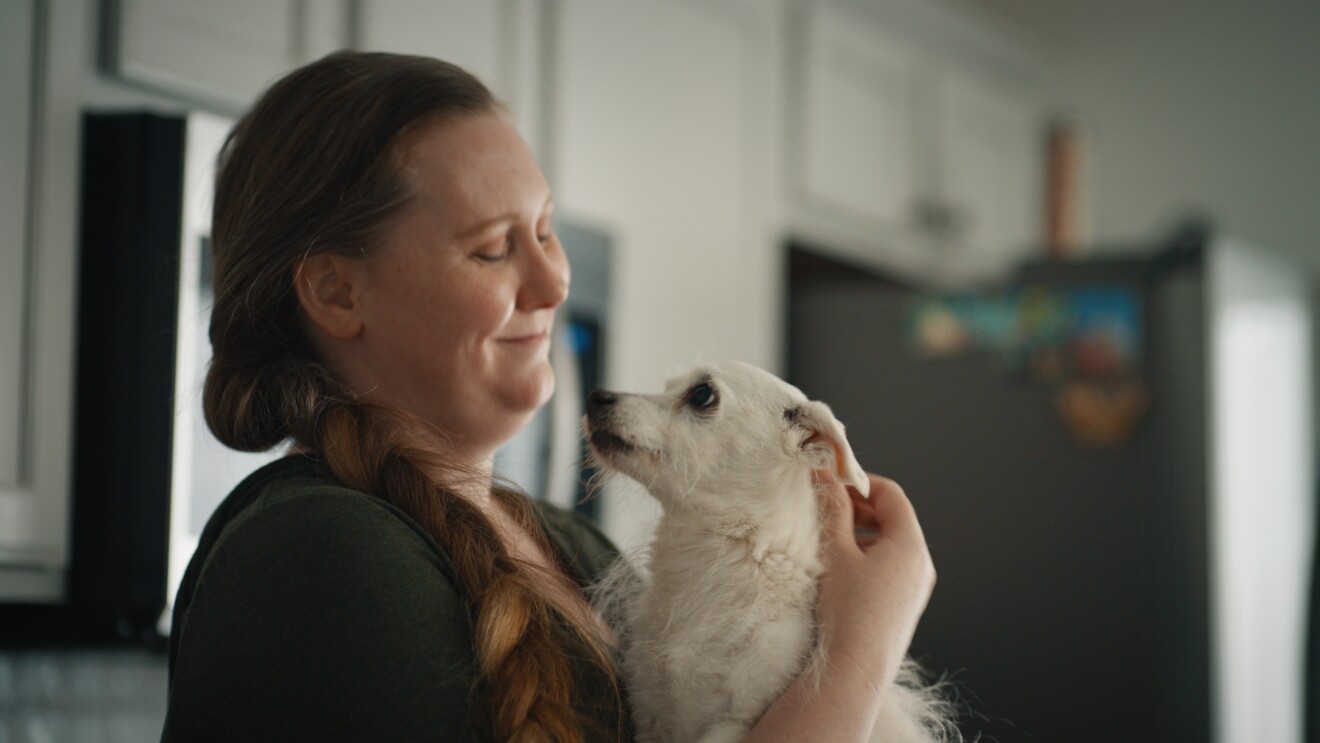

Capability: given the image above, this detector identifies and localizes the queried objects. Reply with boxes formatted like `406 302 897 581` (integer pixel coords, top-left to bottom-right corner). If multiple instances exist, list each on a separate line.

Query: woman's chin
438 367 559 459
503 366 557 417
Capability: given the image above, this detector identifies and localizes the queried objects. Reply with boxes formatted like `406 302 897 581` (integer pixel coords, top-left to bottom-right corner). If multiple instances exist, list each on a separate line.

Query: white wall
953 0 1320 267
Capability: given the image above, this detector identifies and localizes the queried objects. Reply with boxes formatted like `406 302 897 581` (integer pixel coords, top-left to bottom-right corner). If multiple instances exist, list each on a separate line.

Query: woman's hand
743 472 937 742
813 471 937 689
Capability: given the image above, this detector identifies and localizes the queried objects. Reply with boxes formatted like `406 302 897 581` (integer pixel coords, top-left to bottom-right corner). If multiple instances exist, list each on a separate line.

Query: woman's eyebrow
452 195 555 241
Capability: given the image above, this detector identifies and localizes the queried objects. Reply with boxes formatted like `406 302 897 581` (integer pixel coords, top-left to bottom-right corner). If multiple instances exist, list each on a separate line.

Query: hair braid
298 391 612 742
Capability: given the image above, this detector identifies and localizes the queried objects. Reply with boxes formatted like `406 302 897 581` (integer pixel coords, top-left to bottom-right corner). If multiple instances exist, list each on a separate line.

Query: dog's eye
687 383 718 411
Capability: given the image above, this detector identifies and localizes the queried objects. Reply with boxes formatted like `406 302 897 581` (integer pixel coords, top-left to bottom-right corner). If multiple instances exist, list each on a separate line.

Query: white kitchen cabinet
792 1 1046 283
1 0 35 492
107 0 351 111
1 0 80 602
352 0 549 158
933 63 1043 276
354 0 502 88
797 6 922 241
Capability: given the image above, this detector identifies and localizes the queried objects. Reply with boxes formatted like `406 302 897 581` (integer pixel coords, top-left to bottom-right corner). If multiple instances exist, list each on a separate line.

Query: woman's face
350 113 569 461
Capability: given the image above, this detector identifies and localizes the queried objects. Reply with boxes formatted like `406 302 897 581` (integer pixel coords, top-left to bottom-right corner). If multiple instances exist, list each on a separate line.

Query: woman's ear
292 253 368 340
789 400 871 497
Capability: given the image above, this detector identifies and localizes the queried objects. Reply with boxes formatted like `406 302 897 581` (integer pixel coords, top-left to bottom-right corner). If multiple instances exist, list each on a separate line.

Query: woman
161 50 936 743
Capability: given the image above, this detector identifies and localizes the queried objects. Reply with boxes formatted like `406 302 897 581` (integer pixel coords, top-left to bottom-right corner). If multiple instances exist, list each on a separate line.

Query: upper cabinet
791 2 1047 283
354 0 502 86
107 0 352 110
933 62 1042 276
109 0 545 148
352 0 546 150
2 0 82 602
108 0 528 119
797 8 922 243
0 0 54 599
0 0 35 494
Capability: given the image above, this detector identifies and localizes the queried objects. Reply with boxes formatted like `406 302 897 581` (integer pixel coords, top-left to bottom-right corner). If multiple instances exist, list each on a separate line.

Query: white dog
584 361 958 743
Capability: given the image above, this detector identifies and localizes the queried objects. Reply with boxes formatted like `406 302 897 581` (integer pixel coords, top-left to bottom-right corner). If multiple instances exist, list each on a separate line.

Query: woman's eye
688 383 718 410
474 240 510 262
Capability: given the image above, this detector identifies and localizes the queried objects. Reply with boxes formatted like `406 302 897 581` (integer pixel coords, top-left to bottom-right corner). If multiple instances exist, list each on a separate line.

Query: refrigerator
787 224 1315 743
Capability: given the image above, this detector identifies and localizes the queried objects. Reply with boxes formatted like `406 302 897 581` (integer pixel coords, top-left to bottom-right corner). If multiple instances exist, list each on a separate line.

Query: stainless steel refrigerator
787 224 1315 743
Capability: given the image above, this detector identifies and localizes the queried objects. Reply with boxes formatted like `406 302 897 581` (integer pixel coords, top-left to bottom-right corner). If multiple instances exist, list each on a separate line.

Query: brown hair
203 50 617 741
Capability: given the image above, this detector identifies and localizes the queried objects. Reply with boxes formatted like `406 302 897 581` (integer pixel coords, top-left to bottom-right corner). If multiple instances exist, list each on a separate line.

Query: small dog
584 361 958 743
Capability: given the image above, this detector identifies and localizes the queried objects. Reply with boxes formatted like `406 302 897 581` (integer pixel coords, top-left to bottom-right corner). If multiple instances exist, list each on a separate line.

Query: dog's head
583 361 868 510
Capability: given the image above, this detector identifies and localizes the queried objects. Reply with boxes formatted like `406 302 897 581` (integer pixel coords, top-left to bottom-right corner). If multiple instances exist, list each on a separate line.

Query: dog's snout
586 389 617 425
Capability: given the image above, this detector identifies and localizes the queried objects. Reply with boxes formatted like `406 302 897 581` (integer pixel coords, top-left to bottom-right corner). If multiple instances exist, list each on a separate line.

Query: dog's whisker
578 467 612 505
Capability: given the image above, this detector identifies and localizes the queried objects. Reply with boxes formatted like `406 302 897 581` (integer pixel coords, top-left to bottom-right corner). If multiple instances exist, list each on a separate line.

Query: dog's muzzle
585 389 635 454
586 389 617 424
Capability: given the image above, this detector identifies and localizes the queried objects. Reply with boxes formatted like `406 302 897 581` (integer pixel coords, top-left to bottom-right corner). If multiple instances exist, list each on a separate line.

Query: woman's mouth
497 331 549 346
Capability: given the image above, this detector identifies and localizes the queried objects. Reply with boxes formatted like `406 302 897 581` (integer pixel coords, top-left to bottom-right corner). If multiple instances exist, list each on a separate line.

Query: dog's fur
584 361 959 743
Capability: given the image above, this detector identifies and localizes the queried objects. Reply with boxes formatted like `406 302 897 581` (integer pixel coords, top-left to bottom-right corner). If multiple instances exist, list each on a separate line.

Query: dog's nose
586 389 617 425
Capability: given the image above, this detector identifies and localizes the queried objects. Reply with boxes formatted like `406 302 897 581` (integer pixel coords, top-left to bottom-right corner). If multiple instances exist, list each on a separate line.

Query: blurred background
1 0 1317 741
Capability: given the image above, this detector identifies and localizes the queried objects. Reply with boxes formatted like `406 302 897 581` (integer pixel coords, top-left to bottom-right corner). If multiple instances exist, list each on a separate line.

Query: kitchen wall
952 0 1320 269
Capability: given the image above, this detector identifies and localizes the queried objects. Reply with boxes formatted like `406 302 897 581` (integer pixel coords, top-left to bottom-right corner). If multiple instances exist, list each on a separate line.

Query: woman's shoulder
218 454 414 523
168 456 464 666
177 456 466 628
197 455 456 581
165 456 481 741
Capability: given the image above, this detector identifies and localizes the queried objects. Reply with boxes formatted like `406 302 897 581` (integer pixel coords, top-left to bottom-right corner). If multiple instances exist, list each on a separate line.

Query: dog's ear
787 401 870 497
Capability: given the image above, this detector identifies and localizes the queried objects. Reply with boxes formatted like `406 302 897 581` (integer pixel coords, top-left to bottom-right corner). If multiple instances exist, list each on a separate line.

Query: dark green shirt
162 455 629 742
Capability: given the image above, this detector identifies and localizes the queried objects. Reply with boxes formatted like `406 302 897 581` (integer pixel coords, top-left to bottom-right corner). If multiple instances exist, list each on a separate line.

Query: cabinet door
797 4 921 234
354 0 549 156
0 0 33 491
1 0 70 602
935 66 1043 271
111 0 350 109
355 0 502 88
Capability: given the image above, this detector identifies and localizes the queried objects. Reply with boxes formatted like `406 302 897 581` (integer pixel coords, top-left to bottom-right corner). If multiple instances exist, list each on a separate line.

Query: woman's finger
849 486 876 521
858 475 934 582
813 470 858 551
862 475 917 529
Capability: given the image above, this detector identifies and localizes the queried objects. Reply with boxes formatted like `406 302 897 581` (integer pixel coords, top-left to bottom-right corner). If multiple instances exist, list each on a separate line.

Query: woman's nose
519 232 570 309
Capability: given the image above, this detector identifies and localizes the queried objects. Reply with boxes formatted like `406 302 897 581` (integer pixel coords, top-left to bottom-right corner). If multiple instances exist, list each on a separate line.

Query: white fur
585 361 959 743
